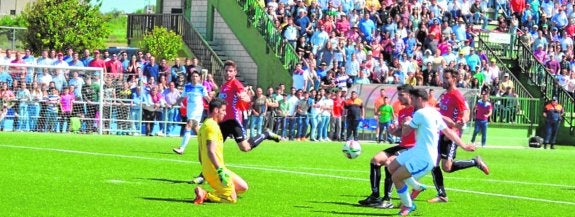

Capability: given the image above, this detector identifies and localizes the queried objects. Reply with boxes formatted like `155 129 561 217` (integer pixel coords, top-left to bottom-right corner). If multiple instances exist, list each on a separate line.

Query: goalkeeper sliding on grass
194 98 260 204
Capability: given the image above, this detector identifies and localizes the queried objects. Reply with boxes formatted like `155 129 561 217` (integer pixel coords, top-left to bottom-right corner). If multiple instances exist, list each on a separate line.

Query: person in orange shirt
344 91 364 141
542 97 564 149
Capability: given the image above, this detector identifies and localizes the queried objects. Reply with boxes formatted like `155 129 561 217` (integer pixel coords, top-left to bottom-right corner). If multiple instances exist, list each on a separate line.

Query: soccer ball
342 140 362 159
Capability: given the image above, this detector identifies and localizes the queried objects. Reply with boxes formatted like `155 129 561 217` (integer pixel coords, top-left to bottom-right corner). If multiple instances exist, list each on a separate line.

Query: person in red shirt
217 60 280 151
358 84 417 208
88 50 107 73
510 0 526 19
428 68 490 203
331 89 345 141
105 53 123 78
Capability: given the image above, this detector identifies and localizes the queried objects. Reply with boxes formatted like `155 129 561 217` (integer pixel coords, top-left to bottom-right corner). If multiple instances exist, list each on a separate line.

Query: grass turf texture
0 128 574 216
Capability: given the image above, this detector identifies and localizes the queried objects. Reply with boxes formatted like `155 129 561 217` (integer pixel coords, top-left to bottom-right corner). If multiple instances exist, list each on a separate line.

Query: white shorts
187 113 203 123
396 150 434 180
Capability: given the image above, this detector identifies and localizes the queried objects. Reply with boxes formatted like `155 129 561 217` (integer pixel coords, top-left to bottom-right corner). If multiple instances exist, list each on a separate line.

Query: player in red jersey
428 68 490 203
217 60 280 151
358 84 417 208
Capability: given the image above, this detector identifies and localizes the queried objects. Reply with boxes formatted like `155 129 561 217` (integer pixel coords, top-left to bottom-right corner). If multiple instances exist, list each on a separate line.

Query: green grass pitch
0 128 574 216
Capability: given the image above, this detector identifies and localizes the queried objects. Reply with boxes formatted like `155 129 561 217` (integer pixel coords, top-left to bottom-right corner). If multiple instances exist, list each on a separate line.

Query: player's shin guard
431 167 447 197
396 185 412 208
248 132 268 149
179 130 192 149
369 163 381 198
383 168 393 200
450 159 477 172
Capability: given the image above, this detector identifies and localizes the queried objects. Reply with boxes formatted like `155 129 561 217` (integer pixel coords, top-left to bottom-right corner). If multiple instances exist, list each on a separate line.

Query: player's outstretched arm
441 127 476 151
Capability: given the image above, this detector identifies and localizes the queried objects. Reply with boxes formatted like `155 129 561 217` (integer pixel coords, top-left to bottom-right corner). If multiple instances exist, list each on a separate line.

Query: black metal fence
126 13 224 83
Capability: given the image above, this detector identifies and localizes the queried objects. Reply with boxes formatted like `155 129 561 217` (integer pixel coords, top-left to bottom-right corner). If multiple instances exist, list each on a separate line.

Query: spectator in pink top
59 86 75 133
202 73 219 93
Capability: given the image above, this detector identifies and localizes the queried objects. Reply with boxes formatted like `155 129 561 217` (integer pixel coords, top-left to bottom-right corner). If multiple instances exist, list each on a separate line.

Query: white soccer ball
342 140 362 159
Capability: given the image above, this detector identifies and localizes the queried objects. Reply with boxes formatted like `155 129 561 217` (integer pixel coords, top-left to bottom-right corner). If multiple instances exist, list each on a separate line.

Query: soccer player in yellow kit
194 98 248 204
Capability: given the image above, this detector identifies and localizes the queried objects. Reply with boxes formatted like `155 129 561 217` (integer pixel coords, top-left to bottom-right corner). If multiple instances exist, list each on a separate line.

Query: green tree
140 26 182 61
21 0 110 53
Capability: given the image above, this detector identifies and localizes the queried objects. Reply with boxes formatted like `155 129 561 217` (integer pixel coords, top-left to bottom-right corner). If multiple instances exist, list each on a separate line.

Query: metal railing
181 16 225 84
477 34 532 99
126 14 184 43
476 97 542 127
478 32 518 59
0 26 26 50
236 0 300 71
126 13 224 83
516 40 575 134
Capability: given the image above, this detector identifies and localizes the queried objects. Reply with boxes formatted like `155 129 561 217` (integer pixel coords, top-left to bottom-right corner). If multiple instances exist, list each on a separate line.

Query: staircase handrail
516 39 575 135
477 33 533 99
236 0 300 72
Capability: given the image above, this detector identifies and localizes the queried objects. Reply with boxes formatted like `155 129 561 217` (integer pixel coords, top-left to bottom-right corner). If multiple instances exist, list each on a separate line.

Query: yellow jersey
198 118 225 176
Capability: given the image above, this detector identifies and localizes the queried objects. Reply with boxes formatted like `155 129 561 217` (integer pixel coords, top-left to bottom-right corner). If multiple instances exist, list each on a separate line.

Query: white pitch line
1 144 574 206
446 188 575 206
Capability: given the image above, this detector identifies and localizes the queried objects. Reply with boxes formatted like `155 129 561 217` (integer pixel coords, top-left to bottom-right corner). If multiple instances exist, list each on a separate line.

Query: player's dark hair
443 68 459 77
409 88 429 101
209 98 227 113
397 84 414 92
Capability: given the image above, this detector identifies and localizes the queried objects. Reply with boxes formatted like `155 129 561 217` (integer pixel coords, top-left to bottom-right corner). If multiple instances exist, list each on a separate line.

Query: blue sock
179 130 192 150
396 184 412 208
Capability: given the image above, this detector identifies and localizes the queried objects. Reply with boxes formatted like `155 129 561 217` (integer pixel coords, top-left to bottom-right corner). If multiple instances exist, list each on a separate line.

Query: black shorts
219 119 247 143
383 145 408 156
438 134 457 160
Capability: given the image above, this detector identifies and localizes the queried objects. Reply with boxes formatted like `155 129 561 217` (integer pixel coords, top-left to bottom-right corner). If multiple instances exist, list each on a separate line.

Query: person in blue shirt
144 56 160 81
466 49 481 73
359 13 376 43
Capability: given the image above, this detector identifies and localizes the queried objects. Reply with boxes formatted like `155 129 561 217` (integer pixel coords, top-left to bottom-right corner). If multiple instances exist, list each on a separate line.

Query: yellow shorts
204 169 238 203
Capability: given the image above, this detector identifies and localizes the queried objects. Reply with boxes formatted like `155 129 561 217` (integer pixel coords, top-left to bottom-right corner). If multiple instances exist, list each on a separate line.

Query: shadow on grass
138 178 191 184
311 210 396 216
141 197 194 204
308 200 365 208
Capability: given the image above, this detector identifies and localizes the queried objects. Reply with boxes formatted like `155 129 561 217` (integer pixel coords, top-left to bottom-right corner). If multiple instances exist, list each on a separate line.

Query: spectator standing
250 87 267 138
331 89 345 141
318 90 333 141
542 97 564 149
471 91 492 147
344 90 364 141
376 96 394 144
144 57 159 82
60 87 74 133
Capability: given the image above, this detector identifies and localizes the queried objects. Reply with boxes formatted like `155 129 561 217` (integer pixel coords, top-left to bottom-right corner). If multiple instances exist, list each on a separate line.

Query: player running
217 60 280 148
173 71 210 155
358 84 416 209
387 88 476 216
193 98 248 204
428 68 490 203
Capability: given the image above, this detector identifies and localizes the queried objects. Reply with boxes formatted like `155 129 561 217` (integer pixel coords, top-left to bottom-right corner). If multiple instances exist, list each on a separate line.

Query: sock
451 159 477 172
404 177 423 191
431 166 447 197
396 184 412 208
369 163 381 198
248 133 266 149
179 130 192 150
383 168 393 200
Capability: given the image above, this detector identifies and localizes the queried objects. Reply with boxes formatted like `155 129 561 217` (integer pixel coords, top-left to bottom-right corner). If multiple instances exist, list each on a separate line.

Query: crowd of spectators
267 0 575 98
0 47 214 135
